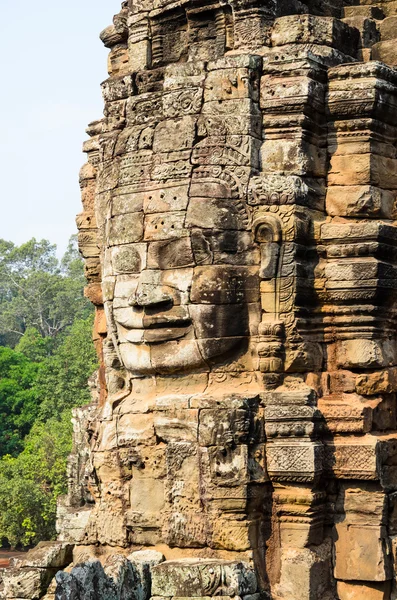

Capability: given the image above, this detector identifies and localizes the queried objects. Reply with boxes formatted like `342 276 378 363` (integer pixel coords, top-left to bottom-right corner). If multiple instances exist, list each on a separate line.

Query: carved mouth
144 322 192 343
145 317 191 329
116 315 193 344
143 317 192 342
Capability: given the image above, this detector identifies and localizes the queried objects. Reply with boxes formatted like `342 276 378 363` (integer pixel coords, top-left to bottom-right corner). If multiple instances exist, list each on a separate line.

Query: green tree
0 347 40 456
0 316 98 547
15 327 53 362
0 237 91 347
0 235 98 547
0 412 73 547
0 316 97 456
37 315 98 421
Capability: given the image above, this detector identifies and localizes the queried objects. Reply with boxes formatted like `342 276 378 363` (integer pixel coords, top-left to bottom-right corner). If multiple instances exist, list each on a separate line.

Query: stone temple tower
5 0 397 599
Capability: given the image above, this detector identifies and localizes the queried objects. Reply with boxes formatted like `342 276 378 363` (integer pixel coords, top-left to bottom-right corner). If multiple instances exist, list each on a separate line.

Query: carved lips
114 307 193 344
142 315 193 343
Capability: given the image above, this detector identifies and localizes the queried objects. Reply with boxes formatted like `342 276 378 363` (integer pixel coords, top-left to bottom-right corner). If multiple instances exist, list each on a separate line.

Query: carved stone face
104 181 260 375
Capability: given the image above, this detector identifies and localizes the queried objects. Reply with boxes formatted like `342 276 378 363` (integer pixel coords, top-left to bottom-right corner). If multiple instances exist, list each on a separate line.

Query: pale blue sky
0 0 121 256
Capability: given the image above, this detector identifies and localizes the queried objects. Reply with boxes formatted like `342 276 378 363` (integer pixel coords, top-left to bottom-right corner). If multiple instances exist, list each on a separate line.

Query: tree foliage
0 236 91 347
0 237 98 548
37 316 98 421
0 347 40 456
0 412 73 547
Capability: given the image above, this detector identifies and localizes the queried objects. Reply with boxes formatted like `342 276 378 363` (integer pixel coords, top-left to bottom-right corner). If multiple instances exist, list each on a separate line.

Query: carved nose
128 284 173 308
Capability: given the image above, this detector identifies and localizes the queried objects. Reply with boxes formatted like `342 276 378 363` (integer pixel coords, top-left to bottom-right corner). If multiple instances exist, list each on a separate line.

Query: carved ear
253 215 282 243
253 216 282 279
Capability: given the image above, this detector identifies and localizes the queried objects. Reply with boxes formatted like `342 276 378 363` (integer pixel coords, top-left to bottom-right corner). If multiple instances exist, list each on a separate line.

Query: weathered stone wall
5 1 397 599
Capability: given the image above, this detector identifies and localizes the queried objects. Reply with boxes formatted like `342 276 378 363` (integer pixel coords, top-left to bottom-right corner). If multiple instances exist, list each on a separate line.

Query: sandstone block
372 40 397 66
379 16 397 41
263 386 317 407
328 154 397 188
56 504 93 543
204 68 259 103
337 581 391 600
325 259 396 282
117 413 155 447
328 62 397 126
356 368 397 395
260 73 325 112
261 139 326 178
334 524 392 581
317 394 377 434
324 434 397 489
186 197 246 230
211 518 254 551
79 161 96 183
84 282 103 305
275 542 333 600
104 99 127 131
129 550 164 566
266 440 324 482
335 339 396 370
77 230 99 259
3 568 56 600
95 505 128 547
130 478 165 514
9 543 73 570
111 191 145 216
164 61 206 90
147 238 194 270
154 410 198 442
344 6 384 18
102 75 134 102
326 186 395 218
128 550 165 600
207 55 262 71
206 443 249 486
201 97 260 118
151 560 257 597
143 212 188 241
164 512 210 548
128 38 151 71
198 408 252 446
150 339 207 374
321 221 397 243
189 304 249 340
265 403 319 437
190 266 260 305
143 184 190 213
335 483 387 527
153 117 197 153
101 20 128 49
342 16 379 48
271 15 359 57
126 516 163 547
55 558 143 600
110 243 147 275
108 213 144 245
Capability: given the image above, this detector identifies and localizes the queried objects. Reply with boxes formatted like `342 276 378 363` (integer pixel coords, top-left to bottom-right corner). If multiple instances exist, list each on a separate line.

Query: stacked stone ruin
5 0 397 598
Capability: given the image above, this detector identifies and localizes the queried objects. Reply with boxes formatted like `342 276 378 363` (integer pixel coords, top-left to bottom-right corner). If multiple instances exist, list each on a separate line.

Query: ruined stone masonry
6 0 397 598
